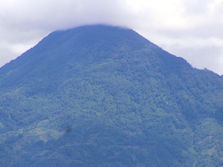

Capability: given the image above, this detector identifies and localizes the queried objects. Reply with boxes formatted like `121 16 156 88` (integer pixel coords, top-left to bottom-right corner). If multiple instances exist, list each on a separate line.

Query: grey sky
0 0 223 74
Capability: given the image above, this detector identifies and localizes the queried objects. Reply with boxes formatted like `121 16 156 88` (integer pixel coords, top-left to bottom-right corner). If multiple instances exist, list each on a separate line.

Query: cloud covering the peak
0 0 223 74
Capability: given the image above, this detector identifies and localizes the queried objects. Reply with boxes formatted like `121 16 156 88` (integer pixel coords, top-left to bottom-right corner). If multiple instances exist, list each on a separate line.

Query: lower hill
0 25 223 167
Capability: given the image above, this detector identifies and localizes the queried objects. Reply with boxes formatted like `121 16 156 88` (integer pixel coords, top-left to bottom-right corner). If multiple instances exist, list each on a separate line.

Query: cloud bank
0 0 223 74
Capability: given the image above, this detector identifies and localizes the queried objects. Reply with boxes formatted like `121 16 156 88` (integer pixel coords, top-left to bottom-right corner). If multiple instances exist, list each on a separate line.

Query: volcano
0 25 223 167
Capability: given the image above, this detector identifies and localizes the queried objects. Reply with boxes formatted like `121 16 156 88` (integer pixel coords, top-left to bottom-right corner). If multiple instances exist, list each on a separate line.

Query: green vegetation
0 25 223 166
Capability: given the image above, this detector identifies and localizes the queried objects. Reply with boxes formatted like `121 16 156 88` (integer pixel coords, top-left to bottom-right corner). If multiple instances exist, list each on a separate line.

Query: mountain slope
0 25 223 167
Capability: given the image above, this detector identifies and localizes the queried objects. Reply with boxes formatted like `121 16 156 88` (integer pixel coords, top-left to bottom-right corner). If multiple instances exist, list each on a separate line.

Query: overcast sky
1 0 223 75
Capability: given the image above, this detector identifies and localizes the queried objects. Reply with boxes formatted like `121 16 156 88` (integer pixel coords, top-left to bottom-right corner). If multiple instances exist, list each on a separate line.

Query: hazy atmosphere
1 1 223 166
1 0 223 74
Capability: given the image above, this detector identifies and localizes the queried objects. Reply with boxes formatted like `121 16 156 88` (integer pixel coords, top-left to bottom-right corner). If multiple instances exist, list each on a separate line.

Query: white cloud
0 0 223 74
